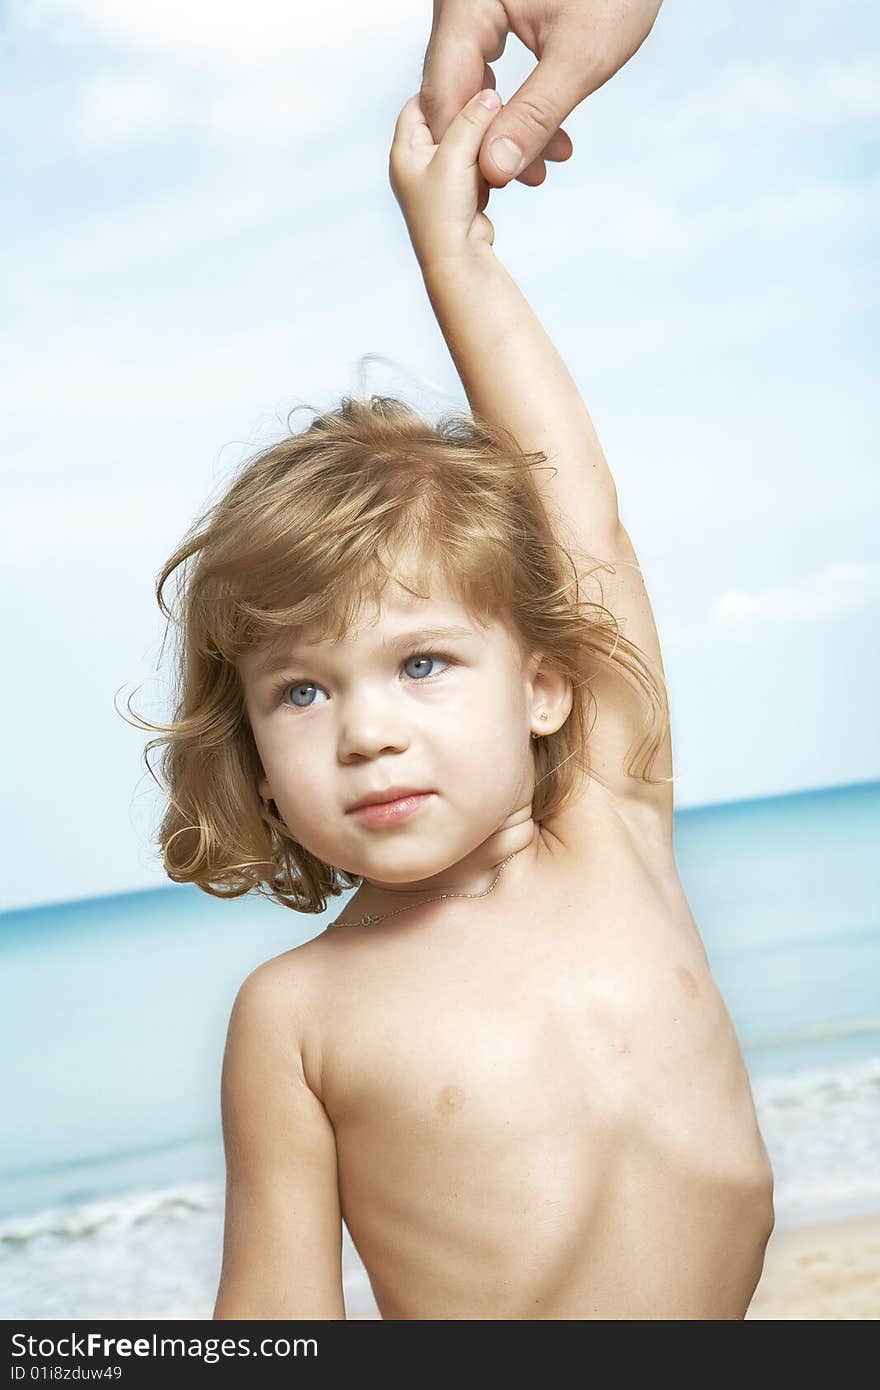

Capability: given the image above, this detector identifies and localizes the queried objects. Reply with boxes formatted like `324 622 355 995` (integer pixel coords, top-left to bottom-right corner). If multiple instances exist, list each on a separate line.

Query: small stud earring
531 711 549 740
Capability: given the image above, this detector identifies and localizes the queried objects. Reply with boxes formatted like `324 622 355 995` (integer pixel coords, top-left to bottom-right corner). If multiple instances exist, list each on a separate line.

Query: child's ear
527 654 573 737
258 772 271 800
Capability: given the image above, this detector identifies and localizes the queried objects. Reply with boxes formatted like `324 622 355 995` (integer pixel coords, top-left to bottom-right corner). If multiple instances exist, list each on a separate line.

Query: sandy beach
746 1211 880 1320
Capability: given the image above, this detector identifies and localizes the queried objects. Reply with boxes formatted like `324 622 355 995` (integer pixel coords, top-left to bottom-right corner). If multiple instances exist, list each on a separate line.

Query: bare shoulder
228 938 330 1096
227 953 304 1061
543 520 675 856
221 940 334 1144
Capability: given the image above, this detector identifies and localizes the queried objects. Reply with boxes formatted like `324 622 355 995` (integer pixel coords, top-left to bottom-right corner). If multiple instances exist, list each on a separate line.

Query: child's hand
389 87 503 272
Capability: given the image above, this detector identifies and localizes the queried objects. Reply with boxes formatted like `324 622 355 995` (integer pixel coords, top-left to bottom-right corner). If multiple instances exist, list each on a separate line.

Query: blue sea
2 779 879 1319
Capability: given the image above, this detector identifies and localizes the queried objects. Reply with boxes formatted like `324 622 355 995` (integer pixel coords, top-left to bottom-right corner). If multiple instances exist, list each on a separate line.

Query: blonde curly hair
126 394 670 914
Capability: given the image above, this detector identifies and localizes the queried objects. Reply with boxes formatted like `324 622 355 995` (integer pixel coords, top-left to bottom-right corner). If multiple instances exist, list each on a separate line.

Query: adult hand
419 0 664 189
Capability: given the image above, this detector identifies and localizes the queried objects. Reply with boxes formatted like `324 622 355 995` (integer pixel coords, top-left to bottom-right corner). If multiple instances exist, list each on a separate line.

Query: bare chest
314 824 751 1168
302 821 773 1318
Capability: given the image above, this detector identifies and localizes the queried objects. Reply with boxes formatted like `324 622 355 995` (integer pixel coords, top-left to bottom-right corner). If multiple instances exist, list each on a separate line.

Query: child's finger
392 93 437 154
433 87 504 173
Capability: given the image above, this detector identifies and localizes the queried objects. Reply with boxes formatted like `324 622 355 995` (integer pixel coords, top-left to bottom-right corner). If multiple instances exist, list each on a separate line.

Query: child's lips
349 792 435 826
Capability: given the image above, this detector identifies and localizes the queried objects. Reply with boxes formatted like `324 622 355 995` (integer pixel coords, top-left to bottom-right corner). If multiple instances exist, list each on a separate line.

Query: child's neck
346 811 541 921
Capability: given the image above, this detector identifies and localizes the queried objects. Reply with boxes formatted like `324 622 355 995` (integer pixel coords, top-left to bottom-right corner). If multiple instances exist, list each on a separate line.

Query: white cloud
8 130 382 280
15 0 426 154
17 0 418 68
26 173 306 276
713 562 880 627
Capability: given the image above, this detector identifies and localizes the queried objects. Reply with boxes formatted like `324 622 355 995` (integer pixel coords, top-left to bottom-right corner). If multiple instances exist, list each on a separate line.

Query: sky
1 0 877 910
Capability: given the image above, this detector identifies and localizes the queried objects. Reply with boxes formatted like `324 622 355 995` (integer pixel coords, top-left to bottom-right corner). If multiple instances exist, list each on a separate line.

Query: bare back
292 797 775 1320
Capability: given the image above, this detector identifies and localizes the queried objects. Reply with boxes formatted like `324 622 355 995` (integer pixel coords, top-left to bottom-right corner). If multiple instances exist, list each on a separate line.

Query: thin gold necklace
331 844 528 928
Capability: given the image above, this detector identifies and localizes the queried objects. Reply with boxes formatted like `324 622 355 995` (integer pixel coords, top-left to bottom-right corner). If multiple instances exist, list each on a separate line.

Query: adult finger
515 127 575 187
544 127 574 163
478 32 594 187
516 155 547 188
419 0 505 145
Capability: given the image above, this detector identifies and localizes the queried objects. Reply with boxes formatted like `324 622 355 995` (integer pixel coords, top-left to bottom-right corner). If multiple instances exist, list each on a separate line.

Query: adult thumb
480 41 592 185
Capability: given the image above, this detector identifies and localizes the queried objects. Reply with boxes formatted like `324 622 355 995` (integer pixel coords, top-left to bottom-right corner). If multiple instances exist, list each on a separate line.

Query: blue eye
284 681 327 709
403 652 448 680
277 652 450 710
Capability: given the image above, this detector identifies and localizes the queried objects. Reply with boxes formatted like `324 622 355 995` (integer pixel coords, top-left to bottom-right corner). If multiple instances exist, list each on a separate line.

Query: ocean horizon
2 776 879 1318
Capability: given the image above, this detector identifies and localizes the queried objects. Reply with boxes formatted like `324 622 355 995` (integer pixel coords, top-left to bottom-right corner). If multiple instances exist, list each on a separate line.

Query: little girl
148 88 774 1319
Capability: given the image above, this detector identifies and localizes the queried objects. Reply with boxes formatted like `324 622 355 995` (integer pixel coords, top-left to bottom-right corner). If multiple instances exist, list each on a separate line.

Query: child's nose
337 701 411 762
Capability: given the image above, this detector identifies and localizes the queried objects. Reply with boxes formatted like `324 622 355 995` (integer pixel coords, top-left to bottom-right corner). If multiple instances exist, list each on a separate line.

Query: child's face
239 571 545 891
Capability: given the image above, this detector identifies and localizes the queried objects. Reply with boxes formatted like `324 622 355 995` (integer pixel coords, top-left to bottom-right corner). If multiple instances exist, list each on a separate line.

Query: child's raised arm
390 90 620 554
390 92 673 836
213 963 346 1320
